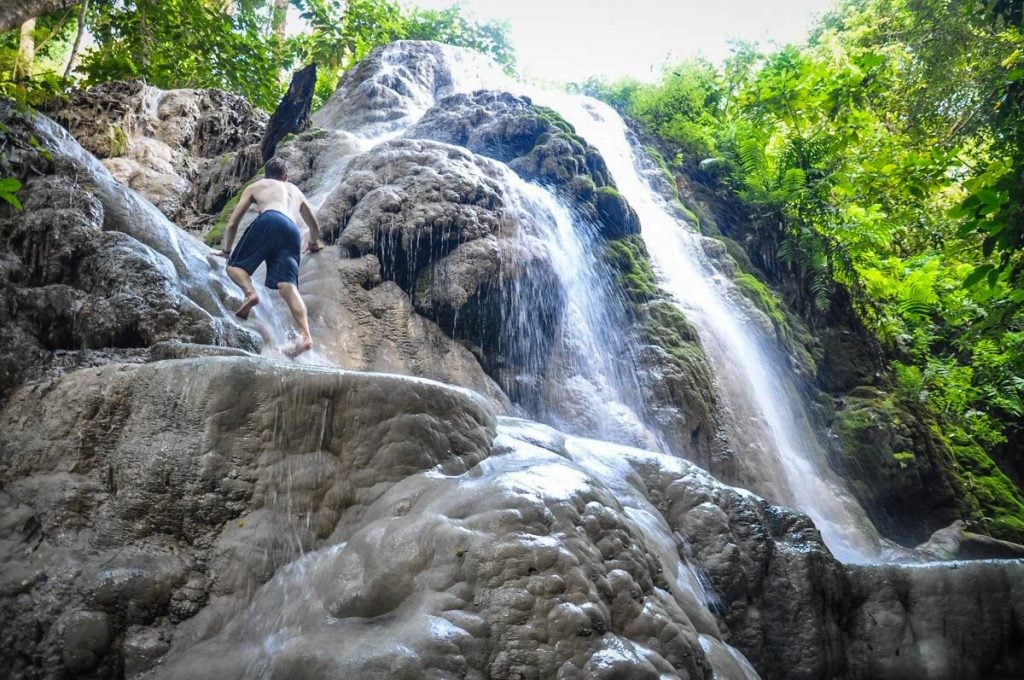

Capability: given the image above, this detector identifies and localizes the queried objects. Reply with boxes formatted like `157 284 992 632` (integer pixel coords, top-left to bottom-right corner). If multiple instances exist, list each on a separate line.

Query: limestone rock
0 105 260 401
2 359 1021 679
45 80 267 225
319 138 564 392
312 40 507 136
0 357 496 680
409 90 641 240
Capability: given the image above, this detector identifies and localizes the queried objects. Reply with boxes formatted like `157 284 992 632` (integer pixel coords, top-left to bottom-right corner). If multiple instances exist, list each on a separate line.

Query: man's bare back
244 178 308 226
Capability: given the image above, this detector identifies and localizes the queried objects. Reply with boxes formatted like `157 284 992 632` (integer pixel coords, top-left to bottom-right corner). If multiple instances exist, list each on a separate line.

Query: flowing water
527 92 881 562
251 40 883 562
503 179 662 449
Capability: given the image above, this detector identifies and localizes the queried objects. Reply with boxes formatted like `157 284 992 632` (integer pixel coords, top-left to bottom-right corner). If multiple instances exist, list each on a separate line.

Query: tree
0 0 76 34
62 0 88 79
12 19 36 80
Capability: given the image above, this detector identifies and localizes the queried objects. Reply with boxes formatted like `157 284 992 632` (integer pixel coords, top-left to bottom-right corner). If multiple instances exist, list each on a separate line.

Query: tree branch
0 0 78 34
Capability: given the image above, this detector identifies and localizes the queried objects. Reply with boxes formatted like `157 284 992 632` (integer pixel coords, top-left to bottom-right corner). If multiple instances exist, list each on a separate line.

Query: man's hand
305 241 324 254
213 249 231 258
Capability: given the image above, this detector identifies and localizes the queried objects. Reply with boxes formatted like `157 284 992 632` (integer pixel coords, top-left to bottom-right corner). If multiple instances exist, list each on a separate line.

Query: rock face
45 80 267 226
0 358 496 679
409 90 640 240
316 137 565 402
312 40 508 136
0 102 260 402
2 357 1022 680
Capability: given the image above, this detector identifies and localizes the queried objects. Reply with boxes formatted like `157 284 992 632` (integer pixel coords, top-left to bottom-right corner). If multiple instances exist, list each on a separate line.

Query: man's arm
299 197 323 252
220 186 255 254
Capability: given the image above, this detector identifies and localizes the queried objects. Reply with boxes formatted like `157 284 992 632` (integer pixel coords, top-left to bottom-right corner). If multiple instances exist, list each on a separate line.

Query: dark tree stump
261 63 317 163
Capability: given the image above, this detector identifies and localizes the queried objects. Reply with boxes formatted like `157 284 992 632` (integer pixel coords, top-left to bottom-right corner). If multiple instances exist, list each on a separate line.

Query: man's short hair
265 157 287 180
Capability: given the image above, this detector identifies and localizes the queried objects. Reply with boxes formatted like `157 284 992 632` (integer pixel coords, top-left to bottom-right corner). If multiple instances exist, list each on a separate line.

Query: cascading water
274 39 881 561
528 92 881 562
502 178 662 450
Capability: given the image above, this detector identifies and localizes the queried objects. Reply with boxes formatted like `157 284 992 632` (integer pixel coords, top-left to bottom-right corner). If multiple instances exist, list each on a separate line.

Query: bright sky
401 0 838 83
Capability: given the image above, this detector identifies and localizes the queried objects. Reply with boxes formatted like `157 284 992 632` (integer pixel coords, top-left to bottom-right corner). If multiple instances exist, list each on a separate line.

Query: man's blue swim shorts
227 209 301 289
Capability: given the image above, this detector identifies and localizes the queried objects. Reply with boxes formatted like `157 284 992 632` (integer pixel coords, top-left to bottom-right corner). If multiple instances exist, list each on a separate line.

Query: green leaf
964 265 994 288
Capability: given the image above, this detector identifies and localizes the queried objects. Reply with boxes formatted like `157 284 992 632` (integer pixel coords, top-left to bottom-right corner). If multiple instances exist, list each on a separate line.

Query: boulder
319 138 565 394
409 90 640 240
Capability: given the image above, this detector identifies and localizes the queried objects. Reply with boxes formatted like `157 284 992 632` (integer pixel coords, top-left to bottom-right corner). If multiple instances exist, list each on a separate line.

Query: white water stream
527 92 881 562
214 41 881 562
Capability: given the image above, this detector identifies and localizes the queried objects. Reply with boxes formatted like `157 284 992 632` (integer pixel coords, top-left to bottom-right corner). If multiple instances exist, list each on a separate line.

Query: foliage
81 0 284 109
0 7 77 105
585 0 1024 535
0 177 23 209
2 0 515 112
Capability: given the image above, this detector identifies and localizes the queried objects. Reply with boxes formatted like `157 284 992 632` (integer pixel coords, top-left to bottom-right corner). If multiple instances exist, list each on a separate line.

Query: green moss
603 235 659 303
646 145 681 198
595 185 623 201
733 270 786 330
569 175 596 199
945 430 1024 543
642 300 701 350
205 169 264 246
105 124 129 157
713 236 755 273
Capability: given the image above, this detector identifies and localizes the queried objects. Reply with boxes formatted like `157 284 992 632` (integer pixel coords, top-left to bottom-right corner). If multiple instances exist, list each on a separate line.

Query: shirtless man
217 157 323 357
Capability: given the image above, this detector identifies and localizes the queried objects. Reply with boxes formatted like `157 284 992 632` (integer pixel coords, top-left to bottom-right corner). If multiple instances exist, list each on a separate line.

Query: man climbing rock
216 157 323 357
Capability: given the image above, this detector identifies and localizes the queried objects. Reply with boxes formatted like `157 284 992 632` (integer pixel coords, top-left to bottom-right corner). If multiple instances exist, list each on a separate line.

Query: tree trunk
13 19 36 80
261 63 317 163
62 0 88 80
272 0 288 40
0 0 76 34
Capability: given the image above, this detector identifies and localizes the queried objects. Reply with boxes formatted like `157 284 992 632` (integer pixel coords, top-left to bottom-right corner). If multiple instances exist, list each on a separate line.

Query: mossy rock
409 92 631 238
733 271 786 331
602 235 659 304
827 387 1024 545
944 430 1024 544
594 186 640 239
205 168 264 246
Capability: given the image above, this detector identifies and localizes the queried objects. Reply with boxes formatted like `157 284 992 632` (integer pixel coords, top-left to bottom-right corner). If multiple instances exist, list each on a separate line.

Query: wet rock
0 105 261 402
61 610 112 673
829 388 974 545
320 138 564 392
0 357 496 680
312 40 507 136
2 358 1022 679
45 80 267 225
409 90 640 240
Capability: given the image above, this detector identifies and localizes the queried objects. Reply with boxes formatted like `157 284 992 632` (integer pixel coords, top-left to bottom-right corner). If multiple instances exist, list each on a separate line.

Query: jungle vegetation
0 0 514 110
583 0 1024 482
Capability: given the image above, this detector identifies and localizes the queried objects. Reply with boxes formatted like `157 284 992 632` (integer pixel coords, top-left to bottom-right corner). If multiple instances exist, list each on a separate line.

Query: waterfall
502 178 663 450
526 92 881 562
268 40 882 562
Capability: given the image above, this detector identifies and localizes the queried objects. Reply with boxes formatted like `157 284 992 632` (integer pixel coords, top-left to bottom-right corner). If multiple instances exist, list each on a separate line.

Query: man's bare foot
284 337 313 359
236 292 260 320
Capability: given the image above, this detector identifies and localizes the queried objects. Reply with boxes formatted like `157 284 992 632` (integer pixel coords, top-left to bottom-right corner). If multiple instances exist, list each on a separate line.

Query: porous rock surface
45 80 267 225
2 357 1022 680
312 40 508 136
317 137 564 396
409 90 640 239
0 102 260 401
